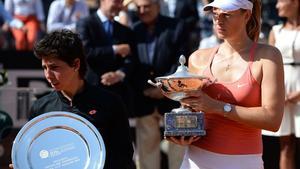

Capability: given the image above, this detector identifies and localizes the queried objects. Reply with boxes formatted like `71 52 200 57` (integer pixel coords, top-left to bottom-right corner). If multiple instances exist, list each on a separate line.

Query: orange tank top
192 43 262 154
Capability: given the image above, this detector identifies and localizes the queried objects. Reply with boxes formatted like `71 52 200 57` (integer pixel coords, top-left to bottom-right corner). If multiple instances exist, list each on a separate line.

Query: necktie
104 20 113 37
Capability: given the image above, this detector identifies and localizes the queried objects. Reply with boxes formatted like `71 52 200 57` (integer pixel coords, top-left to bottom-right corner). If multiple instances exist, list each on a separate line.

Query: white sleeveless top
273 24 300 64
262 24 300 137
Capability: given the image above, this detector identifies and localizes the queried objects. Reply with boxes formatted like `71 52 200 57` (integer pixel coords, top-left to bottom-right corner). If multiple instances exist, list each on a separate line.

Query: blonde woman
167 0 285 168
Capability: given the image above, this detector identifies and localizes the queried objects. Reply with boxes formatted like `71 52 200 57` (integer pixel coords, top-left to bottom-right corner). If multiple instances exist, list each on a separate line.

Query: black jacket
76 13 137 116
30 83 135 169
175 0 199 31
76 13 136 85
132 15 186 117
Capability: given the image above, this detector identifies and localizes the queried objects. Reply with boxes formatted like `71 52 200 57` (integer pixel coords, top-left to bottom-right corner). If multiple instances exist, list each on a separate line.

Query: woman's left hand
180 90 218 113
166 136 200 146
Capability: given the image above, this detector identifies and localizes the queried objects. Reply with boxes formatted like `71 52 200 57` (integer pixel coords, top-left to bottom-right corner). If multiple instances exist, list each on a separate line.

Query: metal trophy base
164 108 206 137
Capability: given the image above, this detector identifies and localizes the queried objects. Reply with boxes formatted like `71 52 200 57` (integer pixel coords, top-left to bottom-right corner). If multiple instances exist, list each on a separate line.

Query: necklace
213 53 236 72
225 63 231 71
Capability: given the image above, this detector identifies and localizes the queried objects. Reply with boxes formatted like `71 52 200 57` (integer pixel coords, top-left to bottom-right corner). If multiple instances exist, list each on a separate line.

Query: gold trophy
148 55 210 137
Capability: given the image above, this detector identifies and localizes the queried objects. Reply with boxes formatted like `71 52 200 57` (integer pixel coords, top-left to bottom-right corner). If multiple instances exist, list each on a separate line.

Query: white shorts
180 146 264 169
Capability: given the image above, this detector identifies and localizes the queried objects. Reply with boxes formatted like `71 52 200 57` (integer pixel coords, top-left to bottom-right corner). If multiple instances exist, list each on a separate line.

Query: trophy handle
147 80 162 88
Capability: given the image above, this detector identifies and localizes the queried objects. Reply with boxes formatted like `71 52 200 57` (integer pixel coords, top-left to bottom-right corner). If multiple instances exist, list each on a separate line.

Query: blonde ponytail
246 0 261 42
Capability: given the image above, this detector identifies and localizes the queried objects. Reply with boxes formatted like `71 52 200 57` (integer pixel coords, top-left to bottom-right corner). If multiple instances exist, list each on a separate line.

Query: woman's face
276 0 298 18
42 57 79 91
212 8 249 39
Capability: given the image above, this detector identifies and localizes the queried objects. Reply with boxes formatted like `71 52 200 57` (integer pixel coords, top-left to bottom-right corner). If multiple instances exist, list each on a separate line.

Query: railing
0 87 52 127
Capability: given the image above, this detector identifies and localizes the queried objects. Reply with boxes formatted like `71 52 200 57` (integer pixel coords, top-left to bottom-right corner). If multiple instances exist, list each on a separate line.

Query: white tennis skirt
180 146 264 169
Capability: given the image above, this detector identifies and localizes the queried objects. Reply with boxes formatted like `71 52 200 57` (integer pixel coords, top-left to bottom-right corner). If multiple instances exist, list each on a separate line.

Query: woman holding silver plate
10 29 135 169
167 0 285 168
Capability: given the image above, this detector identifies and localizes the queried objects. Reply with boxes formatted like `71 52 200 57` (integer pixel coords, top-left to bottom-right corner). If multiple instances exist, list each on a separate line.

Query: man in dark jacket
132 0 187 168
76 0 136 116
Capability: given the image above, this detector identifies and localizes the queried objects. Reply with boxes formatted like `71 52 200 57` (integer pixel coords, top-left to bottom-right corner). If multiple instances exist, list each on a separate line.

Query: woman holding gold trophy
167 0 285 168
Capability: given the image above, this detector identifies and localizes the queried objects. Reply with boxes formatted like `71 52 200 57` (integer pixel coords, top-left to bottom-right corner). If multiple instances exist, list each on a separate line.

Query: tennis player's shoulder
189 47 217 67
255 43 282 63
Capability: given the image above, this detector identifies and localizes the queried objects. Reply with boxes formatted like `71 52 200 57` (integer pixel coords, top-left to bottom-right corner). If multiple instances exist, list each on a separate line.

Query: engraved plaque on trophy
11 111 106 169
148 55 211 137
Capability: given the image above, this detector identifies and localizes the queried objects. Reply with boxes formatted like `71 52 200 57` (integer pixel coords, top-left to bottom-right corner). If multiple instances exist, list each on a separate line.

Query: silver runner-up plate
11 111 106 169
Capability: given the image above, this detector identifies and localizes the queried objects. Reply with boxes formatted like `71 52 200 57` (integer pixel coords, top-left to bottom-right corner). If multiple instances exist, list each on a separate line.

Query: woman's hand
180 90 219 113
9 164 13 168
165 136 200 146
286 91 300 104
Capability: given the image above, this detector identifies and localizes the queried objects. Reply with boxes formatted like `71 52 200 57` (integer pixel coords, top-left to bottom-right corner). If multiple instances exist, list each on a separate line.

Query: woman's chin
51 84 61 90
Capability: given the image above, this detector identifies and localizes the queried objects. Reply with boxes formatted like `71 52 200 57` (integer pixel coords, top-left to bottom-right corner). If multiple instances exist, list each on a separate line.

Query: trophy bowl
155 77 209 101
148 55 211 137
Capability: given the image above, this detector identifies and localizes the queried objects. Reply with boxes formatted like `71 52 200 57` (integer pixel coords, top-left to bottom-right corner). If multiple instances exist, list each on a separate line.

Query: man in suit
132 0 187 168
76 0 136 117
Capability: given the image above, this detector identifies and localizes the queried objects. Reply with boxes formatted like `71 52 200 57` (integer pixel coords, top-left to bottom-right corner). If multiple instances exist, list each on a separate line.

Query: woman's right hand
165 136 200 146
9 164 13 168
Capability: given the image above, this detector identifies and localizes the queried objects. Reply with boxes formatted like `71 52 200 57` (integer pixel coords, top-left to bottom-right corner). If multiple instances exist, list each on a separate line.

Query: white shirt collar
96 9 109 22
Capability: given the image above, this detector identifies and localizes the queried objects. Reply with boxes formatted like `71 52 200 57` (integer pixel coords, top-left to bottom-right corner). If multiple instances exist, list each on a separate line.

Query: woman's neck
286 10 300 29
222 37 253 54
286 17 300 29
61 79 85 102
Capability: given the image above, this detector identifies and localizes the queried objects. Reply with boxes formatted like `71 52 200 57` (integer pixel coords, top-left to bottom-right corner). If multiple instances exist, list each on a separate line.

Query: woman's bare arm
182 44 285 131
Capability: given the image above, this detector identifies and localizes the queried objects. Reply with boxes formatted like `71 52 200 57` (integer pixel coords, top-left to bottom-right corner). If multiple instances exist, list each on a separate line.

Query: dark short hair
33 29 87 79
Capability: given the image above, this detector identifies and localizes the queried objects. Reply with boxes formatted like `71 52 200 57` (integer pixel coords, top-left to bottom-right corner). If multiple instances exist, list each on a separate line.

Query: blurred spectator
161 0 199 24
132 0 187 168
199 30 221 49
0 1 22 49
198 0 222 49
161 0 199 55
0 1 23 29
197 0 213 38
116 0 138 28
85 0 99 12
258 21 272 44
262 1 300 169
47 0 89 32
261 0 281 26
198 10 221 50
4 0 46 51
76 0 137 118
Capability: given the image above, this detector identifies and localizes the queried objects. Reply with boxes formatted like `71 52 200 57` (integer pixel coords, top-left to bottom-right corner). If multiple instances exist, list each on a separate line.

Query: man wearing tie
76 0 136 118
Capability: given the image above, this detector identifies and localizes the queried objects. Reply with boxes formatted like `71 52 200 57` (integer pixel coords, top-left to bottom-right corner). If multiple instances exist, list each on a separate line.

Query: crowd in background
0 0 298 169
0 0 280 51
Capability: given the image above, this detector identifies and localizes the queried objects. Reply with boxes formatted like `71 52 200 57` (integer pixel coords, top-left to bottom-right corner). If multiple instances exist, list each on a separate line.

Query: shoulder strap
249 43 257 67
202 46 220 76
208 45 220 65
